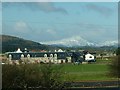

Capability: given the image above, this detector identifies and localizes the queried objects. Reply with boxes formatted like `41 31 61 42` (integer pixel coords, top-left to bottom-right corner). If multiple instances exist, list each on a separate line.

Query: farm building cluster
3 48 96 65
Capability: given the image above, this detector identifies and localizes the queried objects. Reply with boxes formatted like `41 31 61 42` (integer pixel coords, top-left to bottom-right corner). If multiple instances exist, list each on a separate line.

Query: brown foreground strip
64 80 120 88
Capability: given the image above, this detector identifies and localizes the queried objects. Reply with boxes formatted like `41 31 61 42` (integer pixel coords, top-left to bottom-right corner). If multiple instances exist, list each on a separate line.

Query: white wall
85 54 94 61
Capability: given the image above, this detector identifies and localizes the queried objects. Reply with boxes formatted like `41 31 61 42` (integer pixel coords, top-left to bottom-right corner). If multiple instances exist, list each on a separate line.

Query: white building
16 48 22 53
85 53 95 62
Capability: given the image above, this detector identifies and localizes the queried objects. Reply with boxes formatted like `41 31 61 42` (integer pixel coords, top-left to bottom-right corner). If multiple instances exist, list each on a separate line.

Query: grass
60 58 118 81
3 58 118 82
62 64 111 81
96 58 112 64
3 57 119 89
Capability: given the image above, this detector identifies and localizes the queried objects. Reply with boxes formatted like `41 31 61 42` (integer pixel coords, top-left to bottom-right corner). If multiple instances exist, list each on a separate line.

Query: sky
2 2 118 43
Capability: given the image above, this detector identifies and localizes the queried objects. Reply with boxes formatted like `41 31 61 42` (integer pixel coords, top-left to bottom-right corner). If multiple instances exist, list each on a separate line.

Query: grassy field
60 58 118 81
2 58 118 82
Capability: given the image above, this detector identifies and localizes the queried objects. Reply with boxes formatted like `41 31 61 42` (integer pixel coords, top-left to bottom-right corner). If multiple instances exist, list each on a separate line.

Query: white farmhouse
85 53 95 62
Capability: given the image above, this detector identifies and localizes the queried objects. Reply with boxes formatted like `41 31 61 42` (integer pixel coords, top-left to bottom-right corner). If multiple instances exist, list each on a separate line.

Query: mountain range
1 35 57 53
41 36 118 47
1 35 118 53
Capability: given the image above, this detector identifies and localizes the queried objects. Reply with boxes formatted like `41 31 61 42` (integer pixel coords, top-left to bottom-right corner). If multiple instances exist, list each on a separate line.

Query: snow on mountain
98 40 118 47
41 36 118 47
41 36 96 47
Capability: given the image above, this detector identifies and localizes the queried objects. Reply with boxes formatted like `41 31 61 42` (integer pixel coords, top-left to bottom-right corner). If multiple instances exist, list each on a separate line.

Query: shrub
109 55 120 78
2 63 65 90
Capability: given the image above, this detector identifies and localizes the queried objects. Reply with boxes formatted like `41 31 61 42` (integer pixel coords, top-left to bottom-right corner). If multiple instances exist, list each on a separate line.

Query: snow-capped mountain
41 36 118 47
98 40 118 47
41 36 96 47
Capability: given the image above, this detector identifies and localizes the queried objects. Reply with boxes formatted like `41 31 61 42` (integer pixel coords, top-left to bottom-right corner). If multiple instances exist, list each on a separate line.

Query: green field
2 58 118 82
3 58 119 89
61 59 117 81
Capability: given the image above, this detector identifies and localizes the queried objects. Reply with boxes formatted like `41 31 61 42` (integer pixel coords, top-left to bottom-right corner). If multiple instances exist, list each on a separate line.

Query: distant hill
1 35 57 53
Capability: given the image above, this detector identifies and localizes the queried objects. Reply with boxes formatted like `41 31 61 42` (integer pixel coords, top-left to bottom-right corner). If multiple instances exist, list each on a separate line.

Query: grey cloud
86 4 113 16
36 2 68 14
3 2 68 14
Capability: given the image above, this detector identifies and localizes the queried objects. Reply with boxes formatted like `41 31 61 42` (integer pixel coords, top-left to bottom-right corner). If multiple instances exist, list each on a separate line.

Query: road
65 80 120 88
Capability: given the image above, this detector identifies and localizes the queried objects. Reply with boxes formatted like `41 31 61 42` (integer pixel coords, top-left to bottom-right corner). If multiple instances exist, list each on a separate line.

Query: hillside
1 35 56 53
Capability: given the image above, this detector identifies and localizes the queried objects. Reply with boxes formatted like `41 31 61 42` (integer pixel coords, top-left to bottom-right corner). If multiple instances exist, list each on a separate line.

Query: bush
2 63 65 90
109 55 120 78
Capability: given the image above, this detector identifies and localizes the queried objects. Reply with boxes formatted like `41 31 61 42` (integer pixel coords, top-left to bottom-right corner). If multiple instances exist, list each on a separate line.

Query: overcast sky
2 2 118 43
